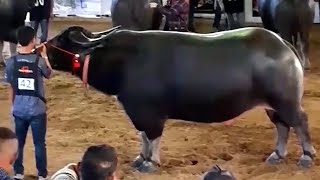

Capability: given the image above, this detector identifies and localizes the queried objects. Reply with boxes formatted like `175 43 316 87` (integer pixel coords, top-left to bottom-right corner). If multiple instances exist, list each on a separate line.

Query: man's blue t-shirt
4 53 51 118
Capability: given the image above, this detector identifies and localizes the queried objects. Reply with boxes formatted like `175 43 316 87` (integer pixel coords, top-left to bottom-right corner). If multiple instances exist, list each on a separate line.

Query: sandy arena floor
1 20 320 180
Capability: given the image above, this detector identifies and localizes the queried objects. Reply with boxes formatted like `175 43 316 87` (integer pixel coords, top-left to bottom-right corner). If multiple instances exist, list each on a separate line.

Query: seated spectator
202 165 236 180
159 0 190 32
51 144 118 180
0 127 18 180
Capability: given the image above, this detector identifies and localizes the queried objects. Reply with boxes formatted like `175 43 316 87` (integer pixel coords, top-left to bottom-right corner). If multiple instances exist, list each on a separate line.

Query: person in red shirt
159 0 190 31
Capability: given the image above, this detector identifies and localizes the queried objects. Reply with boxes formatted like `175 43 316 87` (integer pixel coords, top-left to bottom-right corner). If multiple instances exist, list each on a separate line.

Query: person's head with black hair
202 165 236 180
17 26 36 48
80 144 118 180
0 127 18 173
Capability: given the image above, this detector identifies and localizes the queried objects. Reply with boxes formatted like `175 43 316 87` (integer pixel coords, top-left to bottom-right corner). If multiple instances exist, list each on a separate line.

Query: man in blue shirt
0 127 18 180
4 26 52 180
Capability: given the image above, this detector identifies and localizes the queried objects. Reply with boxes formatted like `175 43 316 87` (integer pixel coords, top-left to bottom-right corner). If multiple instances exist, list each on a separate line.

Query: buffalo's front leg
136 132 163 173
131 132 151 168
122 101 166 173
265 110 289 164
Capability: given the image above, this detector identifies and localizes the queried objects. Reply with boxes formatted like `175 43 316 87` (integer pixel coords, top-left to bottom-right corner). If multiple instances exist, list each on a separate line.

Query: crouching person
202 165 236 180
51 144 119 180
0 127 18 180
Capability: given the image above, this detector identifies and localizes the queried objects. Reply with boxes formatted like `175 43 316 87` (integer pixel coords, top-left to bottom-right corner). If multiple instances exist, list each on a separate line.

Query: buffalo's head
46 26 121 73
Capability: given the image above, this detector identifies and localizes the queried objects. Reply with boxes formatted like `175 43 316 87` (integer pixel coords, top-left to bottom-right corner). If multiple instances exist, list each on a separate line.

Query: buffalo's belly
167 97 259 123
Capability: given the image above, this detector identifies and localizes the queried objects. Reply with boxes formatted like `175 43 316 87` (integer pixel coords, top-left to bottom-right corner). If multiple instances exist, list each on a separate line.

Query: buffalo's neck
84 31 138 95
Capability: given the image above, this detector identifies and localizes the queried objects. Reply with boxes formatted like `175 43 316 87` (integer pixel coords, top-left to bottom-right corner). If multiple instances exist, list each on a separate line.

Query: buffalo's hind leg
293 110 316 168
265 110 290 165
267 104 316 168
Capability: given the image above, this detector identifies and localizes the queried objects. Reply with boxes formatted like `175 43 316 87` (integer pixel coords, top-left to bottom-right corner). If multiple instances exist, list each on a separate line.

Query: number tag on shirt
18 78 35 91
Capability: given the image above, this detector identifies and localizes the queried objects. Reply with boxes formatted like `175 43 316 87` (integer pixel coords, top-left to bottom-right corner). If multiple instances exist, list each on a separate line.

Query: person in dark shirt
29 0 53 43
4 26 52 180
0 127 18 180
223 0 244 29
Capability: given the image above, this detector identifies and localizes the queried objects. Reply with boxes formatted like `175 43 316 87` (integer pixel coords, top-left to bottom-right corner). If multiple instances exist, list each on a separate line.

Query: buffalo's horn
68 27 120 47
92 25 122 36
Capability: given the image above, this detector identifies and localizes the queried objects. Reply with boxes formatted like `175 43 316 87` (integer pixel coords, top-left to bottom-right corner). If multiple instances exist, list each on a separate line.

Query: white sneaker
38 176 49 180
13 174 24 180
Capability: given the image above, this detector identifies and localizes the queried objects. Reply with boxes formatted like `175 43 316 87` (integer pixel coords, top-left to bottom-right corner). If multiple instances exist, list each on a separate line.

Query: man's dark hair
17 26 36 46
80 144 118 180
0 127 16 150
203 165 236 180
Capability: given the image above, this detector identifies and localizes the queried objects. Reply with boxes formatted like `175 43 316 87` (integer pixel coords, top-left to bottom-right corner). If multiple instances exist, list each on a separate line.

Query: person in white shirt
51 144 119 180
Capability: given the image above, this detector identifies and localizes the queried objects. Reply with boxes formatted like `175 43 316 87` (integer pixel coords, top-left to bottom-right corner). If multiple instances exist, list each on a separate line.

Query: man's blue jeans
13 114 48 177
31 19 49 43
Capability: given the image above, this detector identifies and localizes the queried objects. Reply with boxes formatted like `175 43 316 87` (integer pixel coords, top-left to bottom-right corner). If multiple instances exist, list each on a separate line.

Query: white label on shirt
18 78 35 91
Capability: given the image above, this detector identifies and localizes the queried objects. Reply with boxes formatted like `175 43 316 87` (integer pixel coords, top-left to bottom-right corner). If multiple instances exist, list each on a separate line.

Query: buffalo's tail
282 39 304 69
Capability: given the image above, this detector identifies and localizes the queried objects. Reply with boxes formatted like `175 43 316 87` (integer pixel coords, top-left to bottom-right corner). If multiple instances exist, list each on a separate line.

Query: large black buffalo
46 27 315 173
0 0 35 43
258 0 315 70
111 0 164 30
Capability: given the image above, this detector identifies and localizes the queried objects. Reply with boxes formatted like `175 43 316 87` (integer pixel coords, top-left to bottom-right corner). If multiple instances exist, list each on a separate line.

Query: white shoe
13 174 24 180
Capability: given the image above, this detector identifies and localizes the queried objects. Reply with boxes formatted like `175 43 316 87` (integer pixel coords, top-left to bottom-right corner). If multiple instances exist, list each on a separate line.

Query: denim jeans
0 41 17 65
227 13 242 30
31 19 49 43
13 114 48 177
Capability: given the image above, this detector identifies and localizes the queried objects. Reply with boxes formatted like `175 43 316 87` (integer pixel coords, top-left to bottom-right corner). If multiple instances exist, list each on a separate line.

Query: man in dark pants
4 26 52 180
213 0 224 31
29 0 53 43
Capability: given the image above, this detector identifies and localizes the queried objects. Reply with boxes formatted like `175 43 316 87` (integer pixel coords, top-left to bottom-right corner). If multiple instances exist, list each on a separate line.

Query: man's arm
39 57 52 79
39 44 53 79
4 59 14 105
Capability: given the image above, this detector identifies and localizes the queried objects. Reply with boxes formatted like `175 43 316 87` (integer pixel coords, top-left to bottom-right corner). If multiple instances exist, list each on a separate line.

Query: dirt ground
1 19 320 180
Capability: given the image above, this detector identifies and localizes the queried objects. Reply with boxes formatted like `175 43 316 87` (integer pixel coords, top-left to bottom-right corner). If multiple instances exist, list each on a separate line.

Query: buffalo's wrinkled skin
47 27 315 172
259 0 314 69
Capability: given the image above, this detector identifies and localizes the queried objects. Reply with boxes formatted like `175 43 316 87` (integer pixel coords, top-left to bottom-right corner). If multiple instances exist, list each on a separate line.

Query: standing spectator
213 0 225 31
0 42 17 67
0 127 18 180
188 0 200 32
4 26 52 180
29 0 53 43
51 144 119 180
223 0 244 29
158 0 190 32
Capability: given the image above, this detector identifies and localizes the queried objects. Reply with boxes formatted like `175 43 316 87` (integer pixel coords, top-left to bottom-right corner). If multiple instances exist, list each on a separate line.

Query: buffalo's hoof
266 152 283 165
298 155 313 168
137 161 158 173
132 155 145 169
